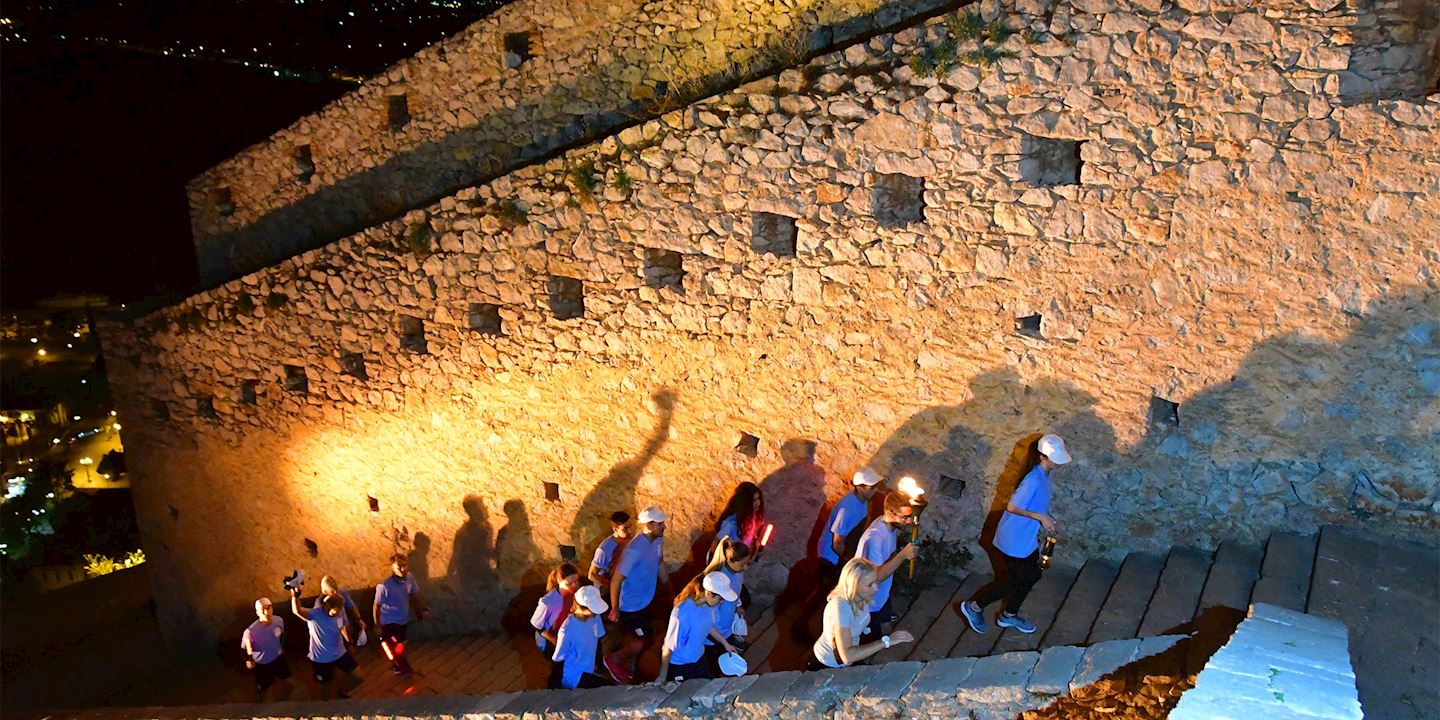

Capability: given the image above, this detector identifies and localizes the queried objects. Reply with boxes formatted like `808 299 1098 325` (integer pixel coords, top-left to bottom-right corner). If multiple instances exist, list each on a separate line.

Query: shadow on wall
865 289 1439 563
447 494 500 607
194 0 960 285
567 388 677 555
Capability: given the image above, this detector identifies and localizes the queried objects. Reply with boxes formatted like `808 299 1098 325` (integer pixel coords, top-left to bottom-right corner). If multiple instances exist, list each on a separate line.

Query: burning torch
896 476 928 579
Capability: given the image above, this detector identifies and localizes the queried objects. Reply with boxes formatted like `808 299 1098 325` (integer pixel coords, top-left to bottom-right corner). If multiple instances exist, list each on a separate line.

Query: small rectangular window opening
504 31 536 68
468 303 503 335
1017 314 1043 338
387 94 411 132
1020 135 1083 186
196 395 217 420
559 544 578 562
400 316 428 354
544 481 561 502
284 365 309 394
239 380 259 405
643 248 686 293
1149 396 1180 428
751 212 798 257
295 144 315 182
151 399 170 421
872 173 926 227
736 432 760 458
547 277 585 320
341 351 368 380
368 496 381 513
213 187 235 217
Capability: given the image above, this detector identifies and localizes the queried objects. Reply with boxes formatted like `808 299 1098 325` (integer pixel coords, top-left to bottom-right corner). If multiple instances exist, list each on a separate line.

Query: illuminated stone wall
186 0 952 285
107 0 1439 649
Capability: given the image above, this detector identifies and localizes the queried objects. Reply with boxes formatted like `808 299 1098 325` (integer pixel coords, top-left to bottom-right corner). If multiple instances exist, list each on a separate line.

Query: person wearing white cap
815 467 885 590
657 571 741 683
550 585 611 689
960 433 1071 636
241 597 292 701
602 505 669 684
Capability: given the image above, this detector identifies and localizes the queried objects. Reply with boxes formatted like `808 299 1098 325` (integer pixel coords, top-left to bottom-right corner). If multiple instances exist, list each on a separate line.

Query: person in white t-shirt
809 558 913 669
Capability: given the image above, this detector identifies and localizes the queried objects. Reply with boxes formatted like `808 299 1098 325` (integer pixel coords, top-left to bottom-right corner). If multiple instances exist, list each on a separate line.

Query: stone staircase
82 525 1439 719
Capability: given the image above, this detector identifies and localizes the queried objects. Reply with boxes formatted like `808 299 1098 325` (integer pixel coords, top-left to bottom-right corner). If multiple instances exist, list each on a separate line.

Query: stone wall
186 0 954 285
105 0 1440 650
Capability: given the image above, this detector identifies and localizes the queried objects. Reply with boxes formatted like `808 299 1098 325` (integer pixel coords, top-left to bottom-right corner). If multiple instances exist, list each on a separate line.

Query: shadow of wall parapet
186 0 959 286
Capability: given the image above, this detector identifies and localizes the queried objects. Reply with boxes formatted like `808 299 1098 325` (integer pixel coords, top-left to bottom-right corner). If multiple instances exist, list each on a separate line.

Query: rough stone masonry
103 0 1439 650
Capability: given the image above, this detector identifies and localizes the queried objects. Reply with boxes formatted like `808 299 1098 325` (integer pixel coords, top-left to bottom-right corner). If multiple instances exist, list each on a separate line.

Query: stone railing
47 634 1189 719
186 0 956 285
1171 603 1362 720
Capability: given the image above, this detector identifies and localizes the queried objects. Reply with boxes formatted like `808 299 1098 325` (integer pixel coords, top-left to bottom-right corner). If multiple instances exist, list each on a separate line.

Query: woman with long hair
531 562 580 657
809 558 913 669
657 571 740 683
714 481 766 548
701 537 753 665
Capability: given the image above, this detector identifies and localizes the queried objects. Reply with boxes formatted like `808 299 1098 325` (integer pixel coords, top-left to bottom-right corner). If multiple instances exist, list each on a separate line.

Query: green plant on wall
494 199 529 230
911 10 1020 78
569 160 598 202
406 222 433 257
612 168 634 194
891 537 975 604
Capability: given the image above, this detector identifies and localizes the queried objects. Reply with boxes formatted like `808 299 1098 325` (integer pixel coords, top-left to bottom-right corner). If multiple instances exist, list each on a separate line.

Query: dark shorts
380 623 409 644
311 652 358 683
617 609 649 637
817 559 842 589
252 656 291 690
666 658 713 682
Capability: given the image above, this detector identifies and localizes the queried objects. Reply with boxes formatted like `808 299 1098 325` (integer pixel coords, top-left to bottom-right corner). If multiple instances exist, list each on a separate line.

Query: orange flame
897 476 925 499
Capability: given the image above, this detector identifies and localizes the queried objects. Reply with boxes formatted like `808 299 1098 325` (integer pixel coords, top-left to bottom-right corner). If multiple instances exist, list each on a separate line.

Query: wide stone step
904 579 975 663
1250 531 1317 612
1087 552 1166 644
1193 540 1263 621
872 577 960 664
1137 546 1213 637
991 564 1079 654
1041 559 1120 649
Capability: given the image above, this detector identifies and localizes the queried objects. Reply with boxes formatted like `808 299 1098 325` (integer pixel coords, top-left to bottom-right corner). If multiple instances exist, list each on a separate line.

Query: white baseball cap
852 467 883 486
702 571 739 602
638 506 669 524
574 585 609 614
1038 434 1071 465
255 597 273 613
717 651 748 676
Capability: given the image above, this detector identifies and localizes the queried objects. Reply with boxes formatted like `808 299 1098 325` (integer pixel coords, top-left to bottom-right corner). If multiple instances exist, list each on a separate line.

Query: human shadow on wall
495 498 553 689
408 532 432 586
447 494 500 615
567 388 677 560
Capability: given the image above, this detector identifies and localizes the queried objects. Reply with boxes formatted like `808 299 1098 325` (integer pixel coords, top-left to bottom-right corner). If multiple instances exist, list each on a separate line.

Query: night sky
1 1 507 308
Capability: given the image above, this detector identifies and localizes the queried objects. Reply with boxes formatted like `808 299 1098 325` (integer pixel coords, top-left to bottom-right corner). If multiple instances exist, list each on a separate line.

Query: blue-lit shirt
530 588 569 650
374 573 419 626
242 618 284 664
857 516 900 612
715 515 741 544
663 599 718 665
552 614 605 689
592 536 620 579
305 607 348 663
706 563 745 645
615 533 663 612
995 465 1051 558
817 492 867 564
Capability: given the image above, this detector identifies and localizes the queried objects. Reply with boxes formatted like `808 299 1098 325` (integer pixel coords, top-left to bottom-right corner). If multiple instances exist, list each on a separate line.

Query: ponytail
704 536 753 575
546 562 579 592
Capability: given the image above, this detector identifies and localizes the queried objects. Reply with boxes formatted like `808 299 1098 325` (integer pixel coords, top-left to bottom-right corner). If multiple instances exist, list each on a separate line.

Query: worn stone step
1087 552 1166 644
991 564 1080 654
1250 531 1317 612
939 573 998 658
1193 540 1263 621
956 572 1039 659
1136 546 1212 637
872 578 961 664
1040 559 1120 649
904 578 976 662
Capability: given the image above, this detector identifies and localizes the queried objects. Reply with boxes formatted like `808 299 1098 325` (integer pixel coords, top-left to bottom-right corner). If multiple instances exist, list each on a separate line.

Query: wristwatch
881 635 891 649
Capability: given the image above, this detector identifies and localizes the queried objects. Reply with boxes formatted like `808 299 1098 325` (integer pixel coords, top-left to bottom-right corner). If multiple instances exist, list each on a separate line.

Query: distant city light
51 438 60 444
110 410 117 416
112 423 122 430
72 415 81 421
37 349 47 357
29 337 37 343
73 332 81 338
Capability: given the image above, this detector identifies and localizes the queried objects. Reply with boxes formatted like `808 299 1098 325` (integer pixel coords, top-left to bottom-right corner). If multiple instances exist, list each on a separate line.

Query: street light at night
79 457 94 483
